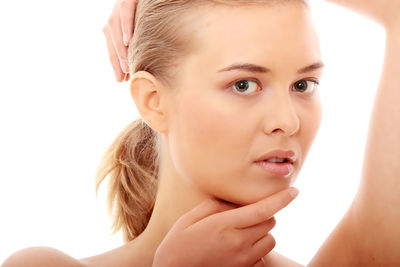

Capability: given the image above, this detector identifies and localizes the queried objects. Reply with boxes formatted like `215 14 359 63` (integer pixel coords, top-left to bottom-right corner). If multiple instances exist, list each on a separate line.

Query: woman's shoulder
263 251 304 267
2 246 87 267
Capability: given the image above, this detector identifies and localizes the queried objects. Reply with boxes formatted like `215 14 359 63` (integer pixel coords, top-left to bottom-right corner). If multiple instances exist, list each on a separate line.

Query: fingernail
121 59 129 73
123 33 128 46
289 188 299 198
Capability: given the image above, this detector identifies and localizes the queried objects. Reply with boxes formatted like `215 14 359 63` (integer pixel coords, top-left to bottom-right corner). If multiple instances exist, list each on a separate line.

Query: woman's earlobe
130 71 168 133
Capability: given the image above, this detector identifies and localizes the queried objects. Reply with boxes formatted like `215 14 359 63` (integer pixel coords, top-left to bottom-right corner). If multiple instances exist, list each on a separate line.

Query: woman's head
97 0 323 242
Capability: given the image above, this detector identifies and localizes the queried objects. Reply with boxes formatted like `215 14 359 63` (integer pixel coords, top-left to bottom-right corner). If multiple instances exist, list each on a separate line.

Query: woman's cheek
168 91 224 183
171 90 246 190
297 96 322 165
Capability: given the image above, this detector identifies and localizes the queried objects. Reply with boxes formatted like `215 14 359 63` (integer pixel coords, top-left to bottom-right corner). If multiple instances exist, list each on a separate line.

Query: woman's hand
325 0 400 29
152 188 299 267
103 0 138 82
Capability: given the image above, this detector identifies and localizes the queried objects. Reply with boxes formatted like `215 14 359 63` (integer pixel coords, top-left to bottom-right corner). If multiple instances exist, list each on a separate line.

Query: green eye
292 80 319 93
232 80 259 95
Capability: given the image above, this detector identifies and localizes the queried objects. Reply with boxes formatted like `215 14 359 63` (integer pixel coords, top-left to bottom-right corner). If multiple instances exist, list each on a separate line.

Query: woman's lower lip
254 161 294 177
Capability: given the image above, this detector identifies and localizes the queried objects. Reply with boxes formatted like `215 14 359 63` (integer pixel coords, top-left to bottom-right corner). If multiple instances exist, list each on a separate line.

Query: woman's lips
254 160 294 177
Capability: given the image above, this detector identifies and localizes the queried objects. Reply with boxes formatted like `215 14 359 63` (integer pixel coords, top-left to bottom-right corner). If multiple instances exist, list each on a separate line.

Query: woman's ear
130 71 169 133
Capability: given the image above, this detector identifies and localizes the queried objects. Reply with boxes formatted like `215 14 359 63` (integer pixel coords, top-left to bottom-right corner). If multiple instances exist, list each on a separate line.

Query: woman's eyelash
229 79 261 95
292 79 319 93
229 78 320 95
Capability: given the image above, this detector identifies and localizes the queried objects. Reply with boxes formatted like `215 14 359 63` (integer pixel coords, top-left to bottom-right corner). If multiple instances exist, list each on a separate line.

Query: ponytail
95 119 159 242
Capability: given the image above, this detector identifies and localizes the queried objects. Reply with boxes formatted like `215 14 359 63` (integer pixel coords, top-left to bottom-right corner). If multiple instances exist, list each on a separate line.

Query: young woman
3 0 400 266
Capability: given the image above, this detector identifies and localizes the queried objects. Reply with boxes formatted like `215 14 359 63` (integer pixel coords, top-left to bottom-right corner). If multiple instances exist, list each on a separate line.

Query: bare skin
103 0 136 82
94 3 322 266
3 1 400 267
307 1 400 266
2 189 300 267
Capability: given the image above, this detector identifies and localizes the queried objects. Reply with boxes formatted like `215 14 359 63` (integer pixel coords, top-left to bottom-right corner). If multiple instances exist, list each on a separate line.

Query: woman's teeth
265 158 286 163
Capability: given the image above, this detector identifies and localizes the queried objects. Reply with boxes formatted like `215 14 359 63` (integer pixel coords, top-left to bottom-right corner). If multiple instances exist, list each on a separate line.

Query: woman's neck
127 157 211 267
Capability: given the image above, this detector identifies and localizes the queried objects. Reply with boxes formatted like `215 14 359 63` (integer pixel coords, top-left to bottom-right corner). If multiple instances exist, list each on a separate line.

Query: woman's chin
217 186 290 206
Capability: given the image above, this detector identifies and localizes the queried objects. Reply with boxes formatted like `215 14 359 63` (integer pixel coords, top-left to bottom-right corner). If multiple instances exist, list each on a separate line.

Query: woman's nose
263 92 300 137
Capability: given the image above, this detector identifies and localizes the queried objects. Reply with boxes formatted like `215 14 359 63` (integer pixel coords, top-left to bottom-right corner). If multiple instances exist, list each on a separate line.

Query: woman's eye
292 80 319 93
231 80 260 95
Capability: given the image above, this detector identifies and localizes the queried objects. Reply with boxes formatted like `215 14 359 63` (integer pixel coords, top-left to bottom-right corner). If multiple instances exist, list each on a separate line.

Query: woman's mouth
254 159 294 177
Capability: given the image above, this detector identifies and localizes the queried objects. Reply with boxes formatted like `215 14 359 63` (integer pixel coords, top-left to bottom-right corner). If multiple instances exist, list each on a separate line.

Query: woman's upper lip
255 149 297 163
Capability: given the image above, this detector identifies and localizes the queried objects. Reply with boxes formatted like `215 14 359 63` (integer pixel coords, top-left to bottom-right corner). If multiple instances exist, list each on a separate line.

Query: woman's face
165 2 323 205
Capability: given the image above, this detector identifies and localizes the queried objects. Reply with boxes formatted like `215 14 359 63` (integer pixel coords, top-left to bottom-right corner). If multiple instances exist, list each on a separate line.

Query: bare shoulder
263 251 304 267
1 246 87 267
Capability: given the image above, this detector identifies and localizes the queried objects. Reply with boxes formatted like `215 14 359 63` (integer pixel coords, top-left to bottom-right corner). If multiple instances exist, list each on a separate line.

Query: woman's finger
252 258 266 267
250 233 276 261
224 187 298 228
176 198 239 229
119 0 138 46
103 26 125 82
240 217 276 245
108 4 129 74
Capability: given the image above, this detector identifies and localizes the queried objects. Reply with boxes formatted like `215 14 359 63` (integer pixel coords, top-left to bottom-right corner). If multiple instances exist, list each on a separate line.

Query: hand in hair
324 0 400 29
152 187 299 267
103 0 138 82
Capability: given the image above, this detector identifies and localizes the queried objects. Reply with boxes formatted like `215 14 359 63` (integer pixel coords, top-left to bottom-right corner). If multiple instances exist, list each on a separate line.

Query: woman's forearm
361 26 400 189
308 25 400 267
351 24 400 265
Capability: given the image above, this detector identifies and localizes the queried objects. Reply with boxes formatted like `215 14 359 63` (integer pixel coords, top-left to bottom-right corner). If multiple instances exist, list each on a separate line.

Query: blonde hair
96 0 307 243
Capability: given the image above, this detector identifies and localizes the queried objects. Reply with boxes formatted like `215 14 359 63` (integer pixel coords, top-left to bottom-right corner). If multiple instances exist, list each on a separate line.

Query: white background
0 0 386 265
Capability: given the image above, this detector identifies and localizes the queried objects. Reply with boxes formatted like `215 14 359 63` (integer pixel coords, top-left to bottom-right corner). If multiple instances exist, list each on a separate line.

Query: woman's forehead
184 3 321 75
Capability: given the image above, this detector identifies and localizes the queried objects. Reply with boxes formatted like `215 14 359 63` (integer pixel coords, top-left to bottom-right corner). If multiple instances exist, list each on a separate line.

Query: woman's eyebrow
217 61 325 74
297 61 325 74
